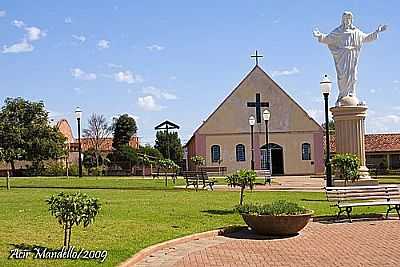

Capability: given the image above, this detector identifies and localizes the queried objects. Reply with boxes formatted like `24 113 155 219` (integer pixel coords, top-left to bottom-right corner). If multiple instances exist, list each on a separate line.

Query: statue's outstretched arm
363 24 387 43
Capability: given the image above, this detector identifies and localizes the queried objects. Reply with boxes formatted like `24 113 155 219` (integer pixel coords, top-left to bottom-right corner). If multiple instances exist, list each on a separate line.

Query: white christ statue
313 11 387 106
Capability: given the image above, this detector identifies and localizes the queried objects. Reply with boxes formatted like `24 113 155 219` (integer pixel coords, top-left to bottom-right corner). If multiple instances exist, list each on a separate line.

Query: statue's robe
318 25 378 105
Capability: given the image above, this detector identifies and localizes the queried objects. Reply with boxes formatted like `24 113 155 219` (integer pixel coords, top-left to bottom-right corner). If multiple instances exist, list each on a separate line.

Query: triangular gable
195 65 323 135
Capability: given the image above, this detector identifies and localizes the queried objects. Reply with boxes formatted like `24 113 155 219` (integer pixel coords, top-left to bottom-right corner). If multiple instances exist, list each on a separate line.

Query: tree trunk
6 169 10 190
10 160 16 177
240 185 245 205
142 164 145 178
67 226 72 248
63 223 68 247
95 152 99 168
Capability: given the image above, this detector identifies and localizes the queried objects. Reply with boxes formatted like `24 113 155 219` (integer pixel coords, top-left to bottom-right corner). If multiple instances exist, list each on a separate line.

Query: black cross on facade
247 93 269 123
251 50 263 65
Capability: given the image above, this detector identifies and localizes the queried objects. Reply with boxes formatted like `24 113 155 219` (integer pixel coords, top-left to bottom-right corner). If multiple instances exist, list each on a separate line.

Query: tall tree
112 114 137 149
322 120 335 133
83 114 112 167
154 131 183 163
0 97 66 176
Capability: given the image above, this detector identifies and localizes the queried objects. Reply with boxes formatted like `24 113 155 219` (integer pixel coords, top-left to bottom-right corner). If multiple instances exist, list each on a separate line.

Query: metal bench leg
346 207 353 223
396 205 400 219
386 205 392 219
336 207 345 221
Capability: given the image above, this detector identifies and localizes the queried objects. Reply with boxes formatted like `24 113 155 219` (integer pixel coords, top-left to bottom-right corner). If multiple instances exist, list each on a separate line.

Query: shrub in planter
332 153 360 185
236 200 312 236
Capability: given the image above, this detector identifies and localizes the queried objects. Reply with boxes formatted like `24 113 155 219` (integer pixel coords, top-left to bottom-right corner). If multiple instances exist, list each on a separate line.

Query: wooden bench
255 169 272 185
199 166 227 176
182 171 215 191
152 167 178 183
325 185 400 222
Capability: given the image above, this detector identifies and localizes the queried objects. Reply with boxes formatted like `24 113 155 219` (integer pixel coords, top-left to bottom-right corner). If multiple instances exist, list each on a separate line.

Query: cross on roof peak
251 50 263 66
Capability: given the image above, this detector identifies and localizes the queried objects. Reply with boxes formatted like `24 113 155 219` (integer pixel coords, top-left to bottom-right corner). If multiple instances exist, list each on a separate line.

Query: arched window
302 143 311 160
236 144 246 162
211 145 221 163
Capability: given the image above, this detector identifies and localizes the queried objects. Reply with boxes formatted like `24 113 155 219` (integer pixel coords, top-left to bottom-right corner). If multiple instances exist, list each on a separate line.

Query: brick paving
132 219 400 267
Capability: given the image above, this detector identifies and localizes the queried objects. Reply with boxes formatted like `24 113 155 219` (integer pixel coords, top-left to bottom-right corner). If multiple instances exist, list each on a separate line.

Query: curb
119 229 220 267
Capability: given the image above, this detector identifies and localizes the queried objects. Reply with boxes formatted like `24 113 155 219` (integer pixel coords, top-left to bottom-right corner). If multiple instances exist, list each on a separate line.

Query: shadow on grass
300 198 327 202
0 185 186 191
201 209 236 215
9 243 59 252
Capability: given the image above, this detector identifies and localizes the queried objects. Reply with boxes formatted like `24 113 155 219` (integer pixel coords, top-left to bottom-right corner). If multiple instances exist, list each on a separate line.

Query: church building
186 63 325 175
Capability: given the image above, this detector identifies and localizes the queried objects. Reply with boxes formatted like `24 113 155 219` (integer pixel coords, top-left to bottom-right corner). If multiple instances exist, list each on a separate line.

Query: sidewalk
126 219 400 267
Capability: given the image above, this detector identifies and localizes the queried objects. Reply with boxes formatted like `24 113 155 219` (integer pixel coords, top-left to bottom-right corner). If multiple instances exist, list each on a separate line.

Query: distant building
330 133 400 171
56 119 140 164
185 65 325 175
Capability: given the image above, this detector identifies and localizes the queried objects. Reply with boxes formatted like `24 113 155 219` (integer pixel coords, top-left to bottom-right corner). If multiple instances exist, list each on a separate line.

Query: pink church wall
195 134 206 158
313 132 325 174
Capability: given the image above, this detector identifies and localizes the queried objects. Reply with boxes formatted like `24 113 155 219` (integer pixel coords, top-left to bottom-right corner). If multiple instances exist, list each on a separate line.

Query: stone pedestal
330 96 373 183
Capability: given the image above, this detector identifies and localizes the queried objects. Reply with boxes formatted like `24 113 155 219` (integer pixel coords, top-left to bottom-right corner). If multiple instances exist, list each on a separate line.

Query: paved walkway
130 219 400 267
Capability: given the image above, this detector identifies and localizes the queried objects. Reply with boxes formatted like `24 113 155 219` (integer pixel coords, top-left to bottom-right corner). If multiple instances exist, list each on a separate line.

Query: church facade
186 65 325 175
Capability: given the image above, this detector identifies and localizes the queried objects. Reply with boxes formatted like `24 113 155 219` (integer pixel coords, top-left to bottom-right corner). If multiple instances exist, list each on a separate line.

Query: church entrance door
260 143 284 175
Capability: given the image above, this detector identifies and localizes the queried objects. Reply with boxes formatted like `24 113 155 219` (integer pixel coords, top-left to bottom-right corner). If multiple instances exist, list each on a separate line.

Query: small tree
46 192 101 248
158 159 179 186
332 153 360 185
227 169 256 205
83 114 112 168
191 155 205 171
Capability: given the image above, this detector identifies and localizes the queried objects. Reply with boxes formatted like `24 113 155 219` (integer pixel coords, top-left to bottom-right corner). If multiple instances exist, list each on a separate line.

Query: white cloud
97 39 110 50
0 10 6 17
137 95 163 111
393 80 400 84
162 92 177 100
25 26 46 41
72 34 86 43
369 89 376 94
272 18 280 24
71 68 97 80
142 86 177 100
64 17 72 24
146 44 164 51
271 67 300 77
108 63 122 69
114 70 143 84
12 20 25 28
169 76 177 80
368 113 400 133
2 40 34 53
73 87 82 94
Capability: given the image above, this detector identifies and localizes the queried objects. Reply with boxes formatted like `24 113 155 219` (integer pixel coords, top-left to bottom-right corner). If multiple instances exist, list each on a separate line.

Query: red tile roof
328 133 400 153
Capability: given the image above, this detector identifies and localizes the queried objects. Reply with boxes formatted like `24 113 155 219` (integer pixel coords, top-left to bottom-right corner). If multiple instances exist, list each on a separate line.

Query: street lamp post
321 75 333 187
75 107 83 178
248 115 256 170
263 109 271 174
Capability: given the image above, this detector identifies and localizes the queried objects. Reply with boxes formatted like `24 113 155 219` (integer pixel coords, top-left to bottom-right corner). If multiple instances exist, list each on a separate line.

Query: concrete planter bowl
241 212 313 236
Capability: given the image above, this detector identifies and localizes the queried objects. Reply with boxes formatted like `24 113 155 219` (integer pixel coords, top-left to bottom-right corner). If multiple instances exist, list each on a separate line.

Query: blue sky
1 0 399 144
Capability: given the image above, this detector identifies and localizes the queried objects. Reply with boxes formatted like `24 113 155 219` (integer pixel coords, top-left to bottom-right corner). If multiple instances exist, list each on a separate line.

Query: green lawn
0 177 392 267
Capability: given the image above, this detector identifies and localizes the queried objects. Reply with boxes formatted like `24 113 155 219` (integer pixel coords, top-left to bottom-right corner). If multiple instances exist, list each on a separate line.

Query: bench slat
338 201 400 207
326 185 399 190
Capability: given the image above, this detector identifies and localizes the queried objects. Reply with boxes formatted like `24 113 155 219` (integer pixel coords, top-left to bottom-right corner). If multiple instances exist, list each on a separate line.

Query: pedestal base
333 178 379 187
331 102 370 182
